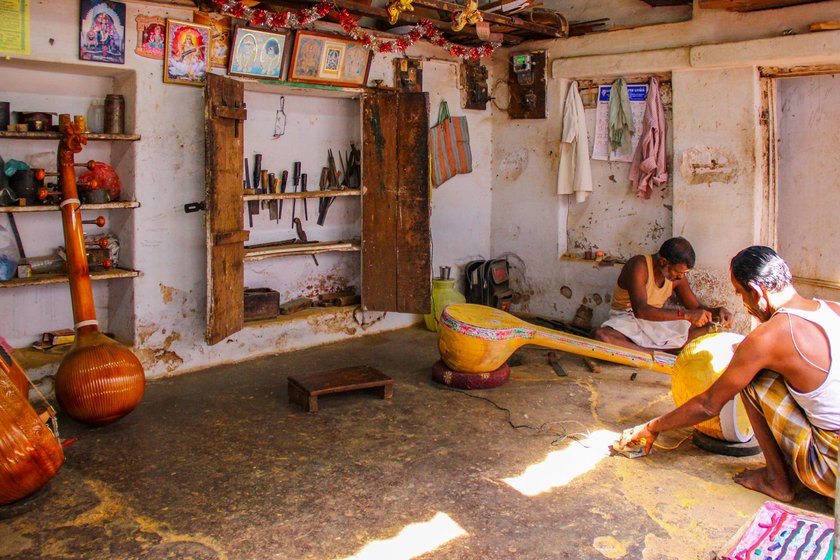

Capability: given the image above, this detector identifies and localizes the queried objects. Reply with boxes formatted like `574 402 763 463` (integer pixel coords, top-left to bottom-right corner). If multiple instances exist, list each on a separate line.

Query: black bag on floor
464 258 513 310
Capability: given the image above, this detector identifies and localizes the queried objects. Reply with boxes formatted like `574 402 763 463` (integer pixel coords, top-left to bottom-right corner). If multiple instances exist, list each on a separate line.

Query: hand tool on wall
250 154 262 219
317 166 329 225
278 170 288 222
260 169 269 211
268 172 278 222
294 217 318 266
244 157 255 227
291 161 301 227
301 173 308 221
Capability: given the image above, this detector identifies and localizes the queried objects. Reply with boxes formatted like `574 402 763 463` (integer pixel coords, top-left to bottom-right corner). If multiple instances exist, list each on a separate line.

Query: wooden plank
205 73 247 345
361 91 400 311
395 92 431 314
698 0 823 10
0 131 140 141
411 0 565 36
0 267 140 288
0 201 140 213
243 188 362 201
245 239 360 261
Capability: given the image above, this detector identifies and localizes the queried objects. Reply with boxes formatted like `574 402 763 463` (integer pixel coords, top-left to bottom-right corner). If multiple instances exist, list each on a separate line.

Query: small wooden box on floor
288 366 394 413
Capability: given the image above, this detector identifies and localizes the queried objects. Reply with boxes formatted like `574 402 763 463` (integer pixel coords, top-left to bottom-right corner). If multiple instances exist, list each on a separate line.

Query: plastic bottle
424 276 466 332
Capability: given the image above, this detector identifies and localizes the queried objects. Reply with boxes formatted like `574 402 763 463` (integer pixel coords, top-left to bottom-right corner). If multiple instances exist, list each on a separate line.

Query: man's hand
614 422 658 455
685 308 712 327
714 307 734 328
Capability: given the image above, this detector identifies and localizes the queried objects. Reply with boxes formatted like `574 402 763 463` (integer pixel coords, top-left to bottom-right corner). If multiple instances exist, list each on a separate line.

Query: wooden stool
287 366 394 413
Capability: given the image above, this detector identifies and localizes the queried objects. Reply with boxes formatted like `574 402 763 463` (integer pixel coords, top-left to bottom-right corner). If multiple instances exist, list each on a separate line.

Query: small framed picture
80 0 127 64
288 30 372 88
164 19 210 86
228 26 291 80
135 15 165 60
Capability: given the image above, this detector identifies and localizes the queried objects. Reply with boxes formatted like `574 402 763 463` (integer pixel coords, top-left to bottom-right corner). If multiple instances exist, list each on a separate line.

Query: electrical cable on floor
435 384 591 446
652 432 692 451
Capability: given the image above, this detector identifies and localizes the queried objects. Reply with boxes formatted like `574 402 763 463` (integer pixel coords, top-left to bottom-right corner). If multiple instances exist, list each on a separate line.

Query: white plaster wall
491 2 840 331
1 0 493 386
426 59 493 291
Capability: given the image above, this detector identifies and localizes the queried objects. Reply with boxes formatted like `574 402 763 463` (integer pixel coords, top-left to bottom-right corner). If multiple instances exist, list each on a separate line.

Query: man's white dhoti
601 309 689 350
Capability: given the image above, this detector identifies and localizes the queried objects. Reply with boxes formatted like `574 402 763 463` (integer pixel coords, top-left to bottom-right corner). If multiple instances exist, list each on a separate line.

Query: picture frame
134 15 165 60
193 10 232 69
164 19 210 86
288 30 372 88
79 0 126 64
228 26 291 80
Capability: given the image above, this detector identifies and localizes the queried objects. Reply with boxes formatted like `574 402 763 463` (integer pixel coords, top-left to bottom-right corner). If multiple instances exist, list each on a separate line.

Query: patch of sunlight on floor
335 512 468 560
502 429 619 497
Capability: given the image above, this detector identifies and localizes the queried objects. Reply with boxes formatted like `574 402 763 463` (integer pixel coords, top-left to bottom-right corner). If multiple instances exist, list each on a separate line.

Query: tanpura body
438 304 675 375
54 124 145 425
0 347 64 504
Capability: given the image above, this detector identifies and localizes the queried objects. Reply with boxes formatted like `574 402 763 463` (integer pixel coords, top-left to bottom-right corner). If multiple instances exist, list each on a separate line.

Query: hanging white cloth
557 81 592 203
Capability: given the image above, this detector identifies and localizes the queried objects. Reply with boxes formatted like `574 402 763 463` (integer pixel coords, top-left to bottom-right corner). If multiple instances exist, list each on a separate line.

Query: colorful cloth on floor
608 78 634 156
557 80 593 203
628 77 667 199
720 501 834 560
742 370 838 498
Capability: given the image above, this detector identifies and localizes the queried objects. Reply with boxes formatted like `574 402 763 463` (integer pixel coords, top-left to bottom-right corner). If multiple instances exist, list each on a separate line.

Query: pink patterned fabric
628 77 667 199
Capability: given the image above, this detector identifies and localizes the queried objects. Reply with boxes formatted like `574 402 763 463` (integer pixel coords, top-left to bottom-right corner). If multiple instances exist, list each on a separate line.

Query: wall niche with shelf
0 58 140 347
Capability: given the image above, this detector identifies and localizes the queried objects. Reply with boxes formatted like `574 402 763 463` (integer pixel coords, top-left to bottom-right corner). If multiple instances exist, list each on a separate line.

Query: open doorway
764 70 840 300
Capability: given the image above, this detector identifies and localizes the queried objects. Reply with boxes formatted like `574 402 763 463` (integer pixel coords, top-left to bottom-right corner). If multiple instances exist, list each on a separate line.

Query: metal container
103 94 125 134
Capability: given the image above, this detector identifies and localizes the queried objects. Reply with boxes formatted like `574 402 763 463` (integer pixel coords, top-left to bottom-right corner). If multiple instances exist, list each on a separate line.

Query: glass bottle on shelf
87 99 105 134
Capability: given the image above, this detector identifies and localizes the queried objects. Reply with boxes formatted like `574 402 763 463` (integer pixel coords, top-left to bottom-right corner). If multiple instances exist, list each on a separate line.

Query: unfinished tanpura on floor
0 326 831 559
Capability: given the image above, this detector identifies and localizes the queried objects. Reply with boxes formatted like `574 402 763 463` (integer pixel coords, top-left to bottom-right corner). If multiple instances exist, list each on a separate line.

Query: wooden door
204 74 250 344
361 91 431 313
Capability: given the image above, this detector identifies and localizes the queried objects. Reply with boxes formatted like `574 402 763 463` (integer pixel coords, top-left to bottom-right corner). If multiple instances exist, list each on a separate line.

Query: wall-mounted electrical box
508 50 546 119
394 58 423 93
461 59 490 110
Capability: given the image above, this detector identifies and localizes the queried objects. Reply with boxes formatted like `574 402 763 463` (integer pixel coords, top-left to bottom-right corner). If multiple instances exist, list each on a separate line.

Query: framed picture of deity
193 10 232 69
288 30 372 88
228 26 291 80
163 19 210 86
79 0 126 64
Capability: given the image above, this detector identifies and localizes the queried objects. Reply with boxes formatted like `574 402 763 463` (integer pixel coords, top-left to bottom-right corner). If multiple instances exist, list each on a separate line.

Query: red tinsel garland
211 0 500 60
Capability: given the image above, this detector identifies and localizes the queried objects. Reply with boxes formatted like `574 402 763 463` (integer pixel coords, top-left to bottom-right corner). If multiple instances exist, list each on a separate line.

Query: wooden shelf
561 254 625 267
245 239 360 261
0 267 140 288
244 189 362 201
0 201 140 213
0 131 141 141
242 79 364 99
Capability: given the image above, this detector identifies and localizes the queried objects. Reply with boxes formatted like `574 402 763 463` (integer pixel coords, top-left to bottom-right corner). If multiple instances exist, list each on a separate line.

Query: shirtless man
618 246 839 501
592 237 732 353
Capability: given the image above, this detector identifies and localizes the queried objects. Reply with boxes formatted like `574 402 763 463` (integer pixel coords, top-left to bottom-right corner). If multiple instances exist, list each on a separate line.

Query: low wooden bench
287 366 394 413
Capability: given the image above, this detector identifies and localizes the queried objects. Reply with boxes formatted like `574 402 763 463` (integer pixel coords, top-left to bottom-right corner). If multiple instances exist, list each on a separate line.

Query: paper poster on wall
0 0 30 55
592 83 648 162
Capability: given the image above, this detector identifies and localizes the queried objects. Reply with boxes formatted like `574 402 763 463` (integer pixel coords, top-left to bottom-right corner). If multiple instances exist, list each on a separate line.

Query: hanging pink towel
628 77 667 199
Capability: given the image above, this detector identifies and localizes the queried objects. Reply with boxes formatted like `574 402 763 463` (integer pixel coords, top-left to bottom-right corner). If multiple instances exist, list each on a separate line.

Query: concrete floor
0 325 832 559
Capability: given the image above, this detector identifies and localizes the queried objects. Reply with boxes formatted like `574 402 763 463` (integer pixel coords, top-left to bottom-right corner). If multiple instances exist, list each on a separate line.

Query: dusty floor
0 325 832 559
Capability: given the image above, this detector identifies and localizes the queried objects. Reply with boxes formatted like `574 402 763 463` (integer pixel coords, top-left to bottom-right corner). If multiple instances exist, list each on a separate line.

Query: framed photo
80 0 126 64
228 26 291 80
288 30 372 88
193 11 232 69
135 15 165 60
164 19 210 86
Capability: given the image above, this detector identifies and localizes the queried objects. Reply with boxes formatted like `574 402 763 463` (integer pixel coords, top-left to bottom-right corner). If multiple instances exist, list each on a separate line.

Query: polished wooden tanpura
438 304 675 375
0 348 64 505
54 124 145 425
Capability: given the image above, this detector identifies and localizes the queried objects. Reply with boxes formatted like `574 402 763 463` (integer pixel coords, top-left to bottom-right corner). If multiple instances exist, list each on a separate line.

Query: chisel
301 173 308 221
278 170 288 222
268 172 277 222
291 161 301 227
